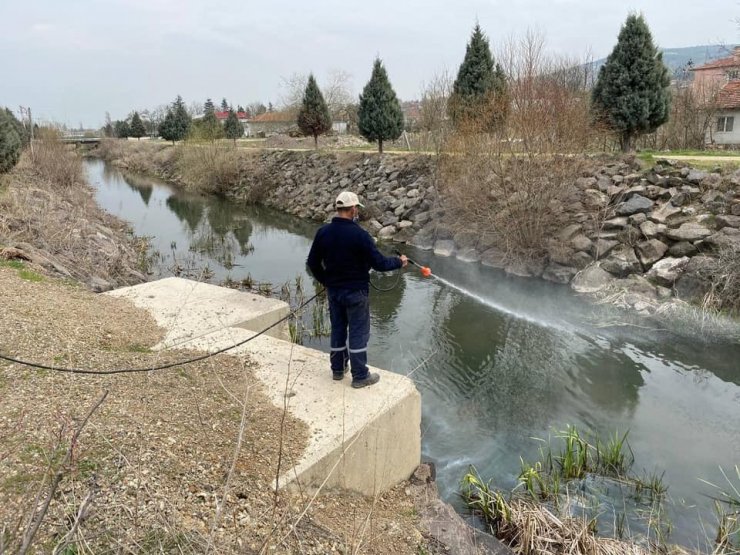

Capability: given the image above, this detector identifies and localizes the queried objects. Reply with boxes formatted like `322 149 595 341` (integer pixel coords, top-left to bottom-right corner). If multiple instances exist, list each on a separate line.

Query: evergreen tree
237 105 245 113
171 95 191 141
224 108 245 144
4 108 29 146
221 98 229 111
159 109 178 144
592 14 671 152
0 109 22 174
449 24 507 131
358 58 404 153
114 120 131 138
130 111 147 140
196 98 223 141
297 74 332 148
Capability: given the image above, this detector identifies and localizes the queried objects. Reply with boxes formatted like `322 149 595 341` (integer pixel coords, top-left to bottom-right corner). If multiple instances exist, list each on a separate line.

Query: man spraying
307 191 408 388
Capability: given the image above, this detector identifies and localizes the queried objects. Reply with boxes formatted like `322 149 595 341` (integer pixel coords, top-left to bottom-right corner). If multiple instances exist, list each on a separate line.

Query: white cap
335 191 365 209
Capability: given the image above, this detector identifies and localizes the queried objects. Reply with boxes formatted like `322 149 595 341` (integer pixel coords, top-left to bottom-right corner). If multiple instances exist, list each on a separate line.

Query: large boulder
716 215 740 229
456 248 480 263
433 240 456 257
704 227 740 250
480 247 507 269
669 241 698 257
542 263 578 284
664 222 713 242
639 220 667 239
635 239 669 268
591 238 619 260
650 202 682 224
571 264 616 294
674 256 714 302
601 245 642 277
616 194 653 216
646 256 690 287
571 235 593 253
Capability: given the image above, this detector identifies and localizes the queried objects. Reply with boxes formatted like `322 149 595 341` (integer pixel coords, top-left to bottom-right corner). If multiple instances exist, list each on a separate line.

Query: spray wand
395 249 432 277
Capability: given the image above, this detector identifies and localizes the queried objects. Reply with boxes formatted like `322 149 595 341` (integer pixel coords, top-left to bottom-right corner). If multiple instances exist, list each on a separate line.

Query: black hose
0 290 323 376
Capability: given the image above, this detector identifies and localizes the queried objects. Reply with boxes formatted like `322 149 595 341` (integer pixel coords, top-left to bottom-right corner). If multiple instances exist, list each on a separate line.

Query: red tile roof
692 51 740 72
249 111 295 123
215 110 248 120
718 81 740 109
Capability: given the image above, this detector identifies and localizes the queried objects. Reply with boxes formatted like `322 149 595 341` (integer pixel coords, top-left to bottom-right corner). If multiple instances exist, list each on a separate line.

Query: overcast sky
2 0 737 127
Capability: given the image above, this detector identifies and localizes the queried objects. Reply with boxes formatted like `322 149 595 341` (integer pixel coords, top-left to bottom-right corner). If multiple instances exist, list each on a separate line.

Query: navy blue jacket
306 217 402 291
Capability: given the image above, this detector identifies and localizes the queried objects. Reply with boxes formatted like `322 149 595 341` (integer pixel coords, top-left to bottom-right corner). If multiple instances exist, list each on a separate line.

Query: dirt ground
0 267 430 554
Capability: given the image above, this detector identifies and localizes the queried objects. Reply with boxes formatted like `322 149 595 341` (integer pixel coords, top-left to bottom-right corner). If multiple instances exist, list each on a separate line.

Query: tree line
105 13 670 154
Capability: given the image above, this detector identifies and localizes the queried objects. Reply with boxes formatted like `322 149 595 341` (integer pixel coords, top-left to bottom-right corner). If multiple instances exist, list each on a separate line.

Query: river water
87 159 740 551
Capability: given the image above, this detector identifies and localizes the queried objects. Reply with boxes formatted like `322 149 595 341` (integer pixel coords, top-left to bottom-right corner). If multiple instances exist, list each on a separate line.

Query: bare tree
278 69 354 121
419 69 453 152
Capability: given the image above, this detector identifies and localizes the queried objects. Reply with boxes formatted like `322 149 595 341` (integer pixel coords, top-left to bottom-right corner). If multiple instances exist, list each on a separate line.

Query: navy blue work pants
327 287 370 380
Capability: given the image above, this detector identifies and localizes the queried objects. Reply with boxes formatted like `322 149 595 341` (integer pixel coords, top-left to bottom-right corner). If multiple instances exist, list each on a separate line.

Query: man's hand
399 255 409 268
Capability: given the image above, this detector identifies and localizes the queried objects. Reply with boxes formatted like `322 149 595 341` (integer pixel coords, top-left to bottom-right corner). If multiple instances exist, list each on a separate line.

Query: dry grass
31 129 83 189
700 245 740 316
0 268 428 554
0 153 147 285
177 143 242 195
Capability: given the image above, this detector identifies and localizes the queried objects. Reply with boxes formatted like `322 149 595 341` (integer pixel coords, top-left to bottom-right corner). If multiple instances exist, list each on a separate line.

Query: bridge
60 136 102 145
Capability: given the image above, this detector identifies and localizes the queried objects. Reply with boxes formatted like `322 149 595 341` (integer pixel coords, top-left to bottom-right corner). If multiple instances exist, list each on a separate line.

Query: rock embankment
98 142 740 318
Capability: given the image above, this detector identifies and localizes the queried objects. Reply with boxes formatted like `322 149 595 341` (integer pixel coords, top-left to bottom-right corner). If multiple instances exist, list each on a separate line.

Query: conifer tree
592 14 671 152
224 108 245 144
159 109 177 144
4 108 29 146
221 98 229 111
449 24 507 131
130 111 146 140
114 120 130 138
358 58 404 153
171 95 191 141
297 74 332 148
0 109 22 174
197 98 223 141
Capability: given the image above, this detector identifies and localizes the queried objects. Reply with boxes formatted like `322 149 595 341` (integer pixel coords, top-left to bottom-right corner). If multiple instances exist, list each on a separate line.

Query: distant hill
591 44 738 77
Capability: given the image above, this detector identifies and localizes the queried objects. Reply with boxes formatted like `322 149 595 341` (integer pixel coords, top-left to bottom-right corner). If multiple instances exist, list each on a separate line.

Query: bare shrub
32 128 82 188
177 143 242 195
419 69 453 154
439 31 597 261
700 245 740 315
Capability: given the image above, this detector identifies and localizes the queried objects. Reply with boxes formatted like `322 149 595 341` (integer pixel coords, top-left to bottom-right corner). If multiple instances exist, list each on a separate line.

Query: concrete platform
107 277 291 347
107 278 422 497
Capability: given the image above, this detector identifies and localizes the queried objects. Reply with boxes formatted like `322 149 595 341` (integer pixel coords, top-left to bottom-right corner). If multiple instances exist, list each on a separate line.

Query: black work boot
351 372 380 389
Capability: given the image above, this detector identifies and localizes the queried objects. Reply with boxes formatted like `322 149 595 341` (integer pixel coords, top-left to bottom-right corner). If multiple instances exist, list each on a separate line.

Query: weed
127 343 152 353
460 466 512 531
18 268 43 282
0 259 25 270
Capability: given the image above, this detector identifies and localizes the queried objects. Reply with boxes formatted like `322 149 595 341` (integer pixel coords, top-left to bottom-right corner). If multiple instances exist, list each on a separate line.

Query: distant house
691 47 740 146
213 111 249 136
246 111 296 137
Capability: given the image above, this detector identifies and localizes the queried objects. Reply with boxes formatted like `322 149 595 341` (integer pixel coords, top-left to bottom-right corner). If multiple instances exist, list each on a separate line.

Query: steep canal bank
87 158 740 552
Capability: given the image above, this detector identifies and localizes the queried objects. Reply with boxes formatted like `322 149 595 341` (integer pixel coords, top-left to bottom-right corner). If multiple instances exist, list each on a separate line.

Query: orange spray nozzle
420 266 432 277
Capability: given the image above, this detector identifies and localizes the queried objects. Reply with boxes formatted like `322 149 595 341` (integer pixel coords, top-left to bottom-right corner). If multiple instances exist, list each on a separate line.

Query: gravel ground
0 267 429 554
